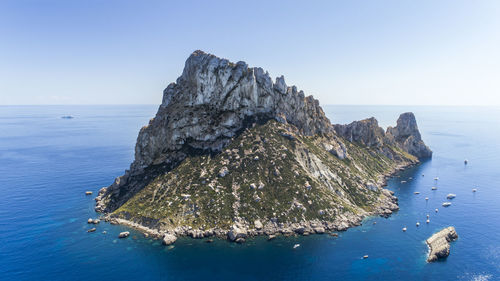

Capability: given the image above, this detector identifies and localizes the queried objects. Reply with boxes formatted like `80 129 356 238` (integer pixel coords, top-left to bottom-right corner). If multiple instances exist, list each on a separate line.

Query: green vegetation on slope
113 120 416 230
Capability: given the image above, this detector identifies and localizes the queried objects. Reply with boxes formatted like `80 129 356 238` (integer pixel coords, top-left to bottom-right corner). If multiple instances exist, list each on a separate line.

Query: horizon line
0 103 499 107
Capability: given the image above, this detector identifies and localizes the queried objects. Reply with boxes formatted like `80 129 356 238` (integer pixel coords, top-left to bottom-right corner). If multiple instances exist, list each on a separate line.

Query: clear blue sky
1 0 499 105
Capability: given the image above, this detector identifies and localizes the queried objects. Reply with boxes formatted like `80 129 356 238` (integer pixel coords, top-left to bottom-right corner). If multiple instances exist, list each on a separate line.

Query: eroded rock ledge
426 226 459 262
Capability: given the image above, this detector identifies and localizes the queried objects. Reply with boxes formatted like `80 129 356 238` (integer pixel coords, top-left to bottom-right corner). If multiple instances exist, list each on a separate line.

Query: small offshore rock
85 191 92 195
426 226 458 262
118 231 130 238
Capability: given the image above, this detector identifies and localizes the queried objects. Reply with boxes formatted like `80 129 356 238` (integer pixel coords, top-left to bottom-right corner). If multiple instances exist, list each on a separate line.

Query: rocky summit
94 50 432 243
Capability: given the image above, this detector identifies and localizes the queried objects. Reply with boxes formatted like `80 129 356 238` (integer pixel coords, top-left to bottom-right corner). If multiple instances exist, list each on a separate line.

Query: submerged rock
426 226 458 262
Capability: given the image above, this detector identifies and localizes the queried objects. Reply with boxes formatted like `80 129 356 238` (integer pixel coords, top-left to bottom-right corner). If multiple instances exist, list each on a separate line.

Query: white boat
434 177 439 181
416 222 420 227
426 219 430 224
401 180 407 184
464 159 468 165
402 227 407 232
425 197 429 201
472 188 477 192
442 202 452 207
446 193 456 199
431 186 437 190
426 214 429 218
293 244 300 249
435 208 439 212
414 192 420 195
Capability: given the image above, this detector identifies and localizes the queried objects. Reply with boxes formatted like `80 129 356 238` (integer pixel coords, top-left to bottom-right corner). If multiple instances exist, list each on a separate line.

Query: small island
426 227 459 262
93 51 431 244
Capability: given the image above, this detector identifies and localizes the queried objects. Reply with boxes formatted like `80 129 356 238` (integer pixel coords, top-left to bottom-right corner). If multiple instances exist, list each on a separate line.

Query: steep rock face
334 112 432 159
95 51 431 241
386 112 432 159
333 117 385 147
133 50 332 174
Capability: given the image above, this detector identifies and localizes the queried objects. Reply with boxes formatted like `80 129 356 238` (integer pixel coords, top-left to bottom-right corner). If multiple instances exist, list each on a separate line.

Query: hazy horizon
1 0 499 106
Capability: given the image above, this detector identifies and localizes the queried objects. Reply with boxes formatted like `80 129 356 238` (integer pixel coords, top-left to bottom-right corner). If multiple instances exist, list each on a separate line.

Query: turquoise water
0 105 499 280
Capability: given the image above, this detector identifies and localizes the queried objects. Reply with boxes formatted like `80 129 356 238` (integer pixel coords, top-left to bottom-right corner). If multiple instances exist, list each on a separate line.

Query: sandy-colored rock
163 234 177 245
426 226 458 262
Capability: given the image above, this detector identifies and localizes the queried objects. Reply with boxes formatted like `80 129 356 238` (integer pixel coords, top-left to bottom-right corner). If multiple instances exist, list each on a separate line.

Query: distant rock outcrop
426 226 459 262
386 112 432 159
334 112 432 159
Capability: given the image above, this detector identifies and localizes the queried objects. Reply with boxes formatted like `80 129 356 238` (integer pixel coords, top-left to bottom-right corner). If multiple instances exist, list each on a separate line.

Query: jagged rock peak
132 50 332 173
334 112 432 159
386 112 432 159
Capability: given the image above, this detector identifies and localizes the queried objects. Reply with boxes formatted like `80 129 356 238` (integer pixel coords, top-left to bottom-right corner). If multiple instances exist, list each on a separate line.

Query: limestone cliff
334 113 432 160
94 51 431 242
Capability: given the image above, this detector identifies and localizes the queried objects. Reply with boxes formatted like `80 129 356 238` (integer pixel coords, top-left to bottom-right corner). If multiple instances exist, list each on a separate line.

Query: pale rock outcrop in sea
426 226 459 262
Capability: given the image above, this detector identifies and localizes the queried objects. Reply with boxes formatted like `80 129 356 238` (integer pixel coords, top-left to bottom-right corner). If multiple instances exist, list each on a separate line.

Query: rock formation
334 113 432 160
94 50 432 244
426 226 458 262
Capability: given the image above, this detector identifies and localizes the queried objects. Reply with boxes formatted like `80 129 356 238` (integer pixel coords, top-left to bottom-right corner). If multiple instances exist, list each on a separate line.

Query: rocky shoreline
94 161 413 244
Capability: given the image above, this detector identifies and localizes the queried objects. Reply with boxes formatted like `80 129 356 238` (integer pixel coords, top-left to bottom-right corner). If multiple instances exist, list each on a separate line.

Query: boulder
254 220 263 230
163 234 177 245
228 225 247 241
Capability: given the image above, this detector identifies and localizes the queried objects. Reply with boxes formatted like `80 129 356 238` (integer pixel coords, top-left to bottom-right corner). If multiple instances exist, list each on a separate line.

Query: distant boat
416 222 420 227
414 192 420 195
425 197 429 201
61 115 74 119
472 188 477 192
434 177 439 181
446 193 456 199
293 244 300 249
431 186 437 190
464 159 468 165
402 227 407 232
435 208 439 212
401 181 407 184
442 202 452 207
426 219 430 224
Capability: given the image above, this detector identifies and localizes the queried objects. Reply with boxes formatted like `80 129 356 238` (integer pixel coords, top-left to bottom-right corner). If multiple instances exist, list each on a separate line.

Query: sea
0 105 499 281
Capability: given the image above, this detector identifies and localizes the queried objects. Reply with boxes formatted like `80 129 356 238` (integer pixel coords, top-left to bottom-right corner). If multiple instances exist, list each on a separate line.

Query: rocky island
94 50 432 243
426 227 459 262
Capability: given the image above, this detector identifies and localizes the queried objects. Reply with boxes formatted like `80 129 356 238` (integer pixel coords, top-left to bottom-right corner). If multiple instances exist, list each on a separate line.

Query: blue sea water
0 105 499 281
